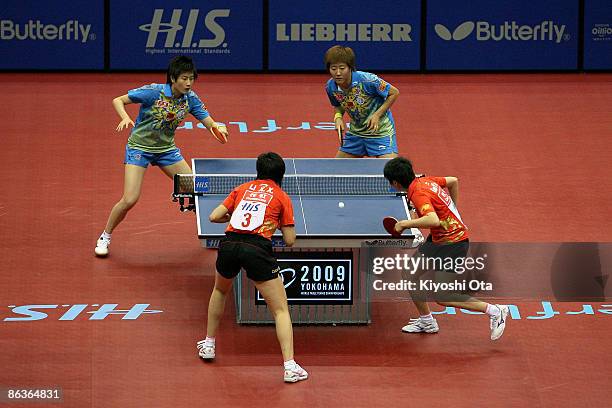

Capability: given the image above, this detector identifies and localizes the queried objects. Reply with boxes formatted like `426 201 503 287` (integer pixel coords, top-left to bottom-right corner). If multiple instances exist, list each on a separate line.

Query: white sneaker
196 340 215 360
284 363 308 383
490 305 509 341
94 236 111 257
401 317 439 333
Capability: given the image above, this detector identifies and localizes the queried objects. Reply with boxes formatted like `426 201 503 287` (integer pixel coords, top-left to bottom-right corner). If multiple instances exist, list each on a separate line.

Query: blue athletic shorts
339 133 398 157
124 146 184 168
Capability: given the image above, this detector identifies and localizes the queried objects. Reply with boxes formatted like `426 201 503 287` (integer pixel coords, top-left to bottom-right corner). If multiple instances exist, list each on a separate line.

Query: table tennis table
176 158 422 324
189 158 417 247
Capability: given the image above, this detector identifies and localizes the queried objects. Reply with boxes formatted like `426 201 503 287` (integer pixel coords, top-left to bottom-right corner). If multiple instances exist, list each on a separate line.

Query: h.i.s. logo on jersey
230 184 275 232
139 8 231 55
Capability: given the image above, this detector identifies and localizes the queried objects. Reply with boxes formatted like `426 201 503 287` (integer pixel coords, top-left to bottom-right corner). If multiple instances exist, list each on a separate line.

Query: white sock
204 336 215 347
485 304 501 317
101 231 112 240
284 359 297 370
420 313 434 322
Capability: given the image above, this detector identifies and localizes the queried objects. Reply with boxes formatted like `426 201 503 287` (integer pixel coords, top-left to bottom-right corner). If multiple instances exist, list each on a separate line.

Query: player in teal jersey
95 56 229 257
324 45 400 158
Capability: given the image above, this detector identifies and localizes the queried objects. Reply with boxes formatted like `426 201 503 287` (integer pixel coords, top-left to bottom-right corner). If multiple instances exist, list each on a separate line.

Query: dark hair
324 45 356 71
256 152 286 186
166 56 198 84
384 157 416 188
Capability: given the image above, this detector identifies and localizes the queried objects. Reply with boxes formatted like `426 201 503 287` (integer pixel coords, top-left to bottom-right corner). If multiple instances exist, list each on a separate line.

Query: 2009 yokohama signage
256 252 353 305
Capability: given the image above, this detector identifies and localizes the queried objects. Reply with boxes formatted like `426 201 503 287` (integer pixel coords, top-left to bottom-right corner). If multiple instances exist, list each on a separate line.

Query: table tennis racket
337 127 344 147
211 125 228 144
383 216 402 237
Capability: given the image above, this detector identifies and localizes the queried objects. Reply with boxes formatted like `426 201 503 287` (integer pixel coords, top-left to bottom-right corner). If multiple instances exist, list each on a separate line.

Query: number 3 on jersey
230 200 266 231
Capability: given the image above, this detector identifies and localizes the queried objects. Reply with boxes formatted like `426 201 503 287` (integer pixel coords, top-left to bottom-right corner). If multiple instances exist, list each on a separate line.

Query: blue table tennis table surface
192 158 413 247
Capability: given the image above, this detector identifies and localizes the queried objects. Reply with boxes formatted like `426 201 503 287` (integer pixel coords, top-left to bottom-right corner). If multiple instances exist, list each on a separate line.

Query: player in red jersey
196 152 308 383
384 157 509 340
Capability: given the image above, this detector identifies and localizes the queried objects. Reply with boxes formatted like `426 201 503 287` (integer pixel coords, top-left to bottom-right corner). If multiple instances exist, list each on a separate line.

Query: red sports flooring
1 73 611 407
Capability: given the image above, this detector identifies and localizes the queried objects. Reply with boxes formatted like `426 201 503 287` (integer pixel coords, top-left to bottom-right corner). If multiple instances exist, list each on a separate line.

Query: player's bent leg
95 164 147 257
404 290 439 333
435 299 487 311
435 298 509 340
255 277 308 383
255 276 294 360
106 164 147 231
206 273 234 337
160 158 192 179
198 273 234 361
402 267 439 333
160 160 193 209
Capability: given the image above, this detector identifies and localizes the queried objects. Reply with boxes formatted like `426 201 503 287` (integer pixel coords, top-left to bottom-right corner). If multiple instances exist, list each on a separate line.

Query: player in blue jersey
324 45 400 158
95 56 229 257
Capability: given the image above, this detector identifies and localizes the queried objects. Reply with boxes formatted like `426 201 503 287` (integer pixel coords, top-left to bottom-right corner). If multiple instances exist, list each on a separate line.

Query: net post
173 174 181 196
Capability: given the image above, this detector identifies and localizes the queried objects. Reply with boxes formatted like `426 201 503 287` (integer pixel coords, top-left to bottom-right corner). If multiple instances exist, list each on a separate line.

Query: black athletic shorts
418 235 470 273
216 232 280 282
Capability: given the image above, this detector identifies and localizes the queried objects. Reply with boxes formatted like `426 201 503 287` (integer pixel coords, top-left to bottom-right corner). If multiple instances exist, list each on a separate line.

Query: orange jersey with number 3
408 176 469 243
223 180 295 240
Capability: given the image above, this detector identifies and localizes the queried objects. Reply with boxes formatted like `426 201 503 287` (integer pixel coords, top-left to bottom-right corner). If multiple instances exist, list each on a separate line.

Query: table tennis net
174 174 396 196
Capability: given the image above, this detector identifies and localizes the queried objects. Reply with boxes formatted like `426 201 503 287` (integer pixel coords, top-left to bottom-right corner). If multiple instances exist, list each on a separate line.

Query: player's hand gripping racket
211 125 228 144
337 127 344 147
383 216 402 237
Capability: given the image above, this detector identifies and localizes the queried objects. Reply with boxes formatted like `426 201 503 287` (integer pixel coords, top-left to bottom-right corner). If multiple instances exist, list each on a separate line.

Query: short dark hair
256 152 286 186
166 56 198 84
324 45 356 71
384 157 416 188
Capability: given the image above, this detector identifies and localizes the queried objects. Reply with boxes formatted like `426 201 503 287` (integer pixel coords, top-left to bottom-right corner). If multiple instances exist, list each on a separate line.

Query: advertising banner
584 0 612 69
0 1 103 69
269 0 421 70
426 0 579 70
109 0 263 70
256 251 353 305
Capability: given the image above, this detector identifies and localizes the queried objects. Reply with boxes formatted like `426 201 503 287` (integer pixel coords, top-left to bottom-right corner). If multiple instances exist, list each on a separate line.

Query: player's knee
435 293 470 306
213 285 230 296
121 195 140 209
433 291 453 305
270 302 289 317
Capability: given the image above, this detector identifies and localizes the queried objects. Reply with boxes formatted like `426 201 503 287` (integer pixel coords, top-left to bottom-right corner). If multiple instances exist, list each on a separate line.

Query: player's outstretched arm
280 226 296 247
209 205 231 223
200 116 229 142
